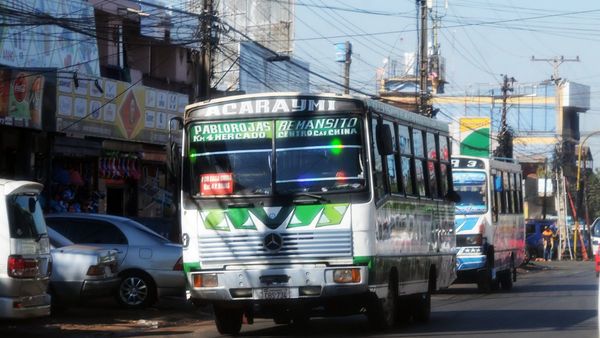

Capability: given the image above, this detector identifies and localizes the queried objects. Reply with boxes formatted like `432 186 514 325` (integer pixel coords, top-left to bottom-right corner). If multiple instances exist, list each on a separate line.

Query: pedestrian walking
542 226 554 261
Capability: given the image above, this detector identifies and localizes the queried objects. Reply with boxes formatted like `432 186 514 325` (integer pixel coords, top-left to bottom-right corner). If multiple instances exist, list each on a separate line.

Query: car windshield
453 171 488 215
187 116 365 197
6 193 47 239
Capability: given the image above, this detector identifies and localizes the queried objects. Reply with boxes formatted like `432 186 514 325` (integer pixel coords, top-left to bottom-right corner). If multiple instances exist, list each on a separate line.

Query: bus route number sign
451 158 485 169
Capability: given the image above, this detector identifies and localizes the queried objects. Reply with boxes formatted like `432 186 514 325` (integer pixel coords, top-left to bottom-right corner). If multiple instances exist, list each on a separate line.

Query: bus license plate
261 288 289 299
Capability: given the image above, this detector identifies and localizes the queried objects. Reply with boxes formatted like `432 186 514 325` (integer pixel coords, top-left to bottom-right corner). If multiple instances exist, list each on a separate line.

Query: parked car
45 213 184 309
0 179 52 319
47 227 120 309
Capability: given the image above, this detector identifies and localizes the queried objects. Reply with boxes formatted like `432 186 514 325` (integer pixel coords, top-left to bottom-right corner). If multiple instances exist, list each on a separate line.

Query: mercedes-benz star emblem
263 233 283 252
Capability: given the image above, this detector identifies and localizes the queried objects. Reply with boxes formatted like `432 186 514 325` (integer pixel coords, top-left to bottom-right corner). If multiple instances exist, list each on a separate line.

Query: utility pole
532 56 580 259
531 55 580 83
418 0 430 117
542 157 548 219
199 0 214 101
429 0 447 95
493 74 515 159
343 41 352 94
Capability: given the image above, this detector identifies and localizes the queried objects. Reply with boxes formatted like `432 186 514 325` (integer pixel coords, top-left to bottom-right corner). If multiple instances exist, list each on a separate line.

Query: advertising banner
0 68 46 130
459 117 490 157
56 78 188 145
0 0 100 77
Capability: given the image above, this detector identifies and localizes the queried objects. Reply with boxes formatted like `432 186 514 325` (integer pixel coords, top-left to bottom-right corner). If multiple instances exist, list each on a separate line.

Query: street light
574 130 600 259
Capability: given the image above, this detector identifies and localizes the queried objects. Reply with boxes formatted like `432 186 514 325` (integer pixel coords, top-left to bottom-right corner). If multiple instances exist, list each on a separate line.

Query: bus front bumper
187 265 370 302
456 254 487 271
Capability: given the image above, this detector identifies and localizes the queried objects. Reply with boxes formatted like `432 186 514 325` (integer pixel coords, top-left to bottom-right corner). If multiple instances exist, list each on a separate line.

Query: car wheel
116 272 157 309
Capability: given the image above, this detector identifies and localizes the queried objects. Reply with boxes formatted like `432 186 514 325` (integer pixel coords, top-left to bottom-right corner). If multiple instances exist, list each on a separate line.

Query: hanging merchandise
99 152 141 180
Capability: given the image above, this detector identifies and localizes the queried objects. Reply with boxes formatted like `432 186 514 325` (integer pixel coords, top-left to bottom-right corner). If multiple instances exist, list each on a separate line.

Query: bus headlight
333 268 361 283
193 273 218 287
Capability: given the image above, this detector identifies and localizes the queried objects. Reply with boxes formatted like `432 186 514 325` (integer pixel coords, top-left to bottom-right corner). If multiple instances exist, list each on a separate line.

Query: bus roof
185 92 448 132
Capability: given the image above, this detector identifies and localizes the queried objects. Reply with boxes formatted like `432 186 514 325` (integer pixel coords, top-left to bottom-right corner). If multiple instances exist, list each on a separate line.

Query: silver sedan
45 214 184 309
48 227 120 310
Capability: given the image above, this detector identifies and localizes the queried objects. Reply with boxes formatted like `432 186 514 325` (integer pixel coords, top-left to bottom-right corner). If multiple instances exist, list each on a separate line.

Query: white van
0 179 52 318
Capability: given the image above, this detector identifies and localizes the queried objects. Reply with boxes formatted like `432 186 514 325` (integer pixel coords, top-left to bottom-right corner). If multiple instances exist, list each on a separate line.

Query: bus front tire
367 275 398 330
214 305 243 335
477 268 499 292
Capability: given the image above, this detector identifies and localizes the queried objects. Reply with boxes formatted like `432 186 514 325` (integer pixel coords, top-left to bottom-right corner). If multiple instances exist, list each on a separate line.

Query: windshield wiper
292 193 330 204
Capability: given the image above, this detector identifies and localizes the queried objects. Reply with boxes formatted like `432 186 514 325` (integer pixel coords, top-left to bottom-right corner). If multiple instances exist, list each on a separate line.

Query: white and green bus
451 155 525 292
171 93 457 334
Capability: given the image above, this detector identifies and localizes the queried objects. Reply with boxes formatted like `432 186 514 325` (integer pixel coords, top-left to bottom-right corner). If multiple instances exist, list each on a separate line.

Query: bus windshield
187 116 365 197
453 171 488 214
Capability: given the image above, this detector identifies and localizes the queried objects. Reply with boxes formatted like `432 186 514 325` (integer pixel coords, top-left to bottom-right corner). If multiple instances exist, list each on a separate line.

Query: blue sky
292 0 600 162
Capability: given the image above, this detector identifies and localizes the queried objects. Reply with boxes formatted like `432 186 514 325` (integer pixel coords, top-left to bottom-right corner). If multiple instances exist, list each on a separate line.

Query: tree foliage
584 169 600 220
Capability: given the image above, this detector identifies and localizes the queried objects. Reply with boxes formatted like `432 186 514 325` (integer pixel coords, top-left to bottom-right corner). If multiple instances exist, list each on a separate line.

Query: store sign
200 173 234 196
276 117 359 138
191 121 272 143
0 69 45 130
56 79 187 145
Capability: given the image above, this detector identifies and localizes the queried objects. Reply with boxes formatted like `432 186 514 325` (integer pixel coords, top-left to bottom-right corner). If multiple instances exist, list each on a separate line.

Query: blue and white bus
451 156 525 291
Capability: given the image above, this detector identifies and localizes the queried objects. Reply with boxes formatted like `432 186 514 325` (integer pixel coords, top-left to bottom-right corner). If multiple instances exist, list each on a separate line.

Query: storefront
48 136 102 213
51 75 186 217
0 67 56 193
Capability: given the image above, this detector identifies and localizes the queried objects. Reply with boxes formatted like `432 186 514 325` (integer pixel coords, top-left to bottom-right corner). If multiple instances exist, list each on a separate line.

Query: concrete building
0 0 194 220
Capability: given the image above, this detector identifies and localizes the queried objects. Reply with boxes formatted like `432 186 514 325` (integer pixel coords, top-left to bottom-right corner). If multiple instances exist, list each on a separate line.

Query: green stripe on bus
204 211 229 231
227 208 257 230
353 256 374 269
317 204 349 227
288 205 323 228
183 262 201 274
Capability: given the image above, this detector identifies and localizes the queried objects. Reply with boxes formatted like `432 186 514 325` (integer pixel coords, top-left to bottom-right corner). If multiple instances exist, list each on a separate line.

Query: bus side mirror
445 190 461 203
376 124 394 156
167 117 183 178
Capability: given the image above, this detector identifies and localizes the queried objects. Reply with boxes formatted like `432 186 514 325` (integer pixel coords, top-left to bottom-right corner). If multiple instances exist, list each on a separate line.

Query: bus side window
412 128 427 197
399 125 414 195
516 173 524 213
439 136 450 198
371 118 386 201
507 172 514 213
503 171 511 214
426 132 439 199
384 120 399 194
491 172 500 219
514 173 521 213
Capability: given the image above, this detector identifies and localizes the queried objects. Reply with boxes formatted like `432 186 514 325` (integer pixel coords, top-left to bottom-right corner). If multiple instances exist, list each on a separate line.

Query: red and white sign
200 173 234 196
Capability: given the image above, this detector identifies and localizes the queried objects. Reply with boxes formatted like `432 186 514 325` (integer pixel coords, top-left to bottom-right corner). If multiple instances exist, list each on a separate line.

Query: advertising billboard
459 117 491 157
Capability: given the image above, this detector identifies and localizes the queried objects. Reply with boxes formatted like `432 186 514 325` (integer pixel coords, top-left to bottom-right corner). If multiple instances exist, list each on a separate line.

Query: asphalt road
0 260 597 338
